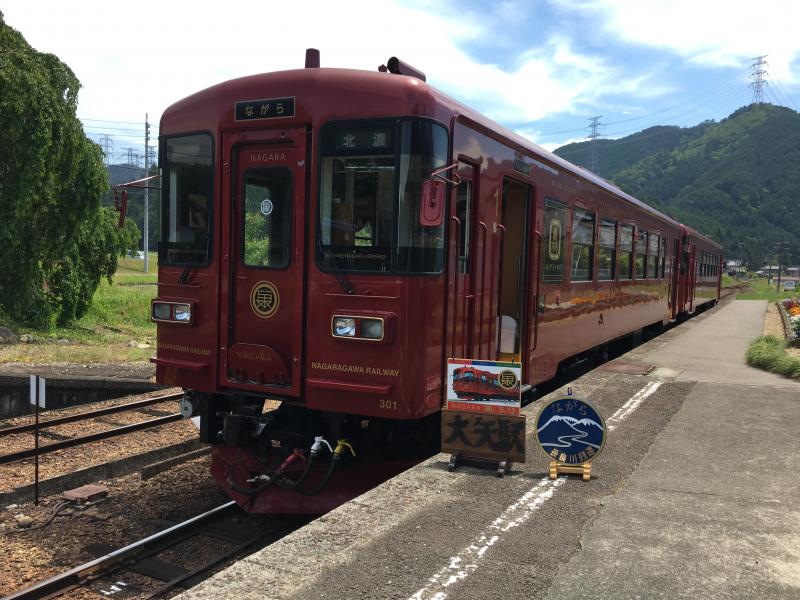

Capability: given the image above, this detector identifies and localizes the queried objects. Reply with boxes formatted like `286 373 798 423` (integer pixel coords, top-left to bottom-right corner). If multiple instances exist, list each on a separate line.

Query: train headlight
333 317 356 337
174 304 192 322
361 318 384 340
152 300 193 324
152 302 171 321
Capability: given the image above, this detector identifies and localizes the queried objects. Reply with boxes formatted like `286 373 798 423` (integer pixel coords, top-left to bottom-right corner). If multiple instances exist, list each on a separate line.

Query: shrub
746 335 800 380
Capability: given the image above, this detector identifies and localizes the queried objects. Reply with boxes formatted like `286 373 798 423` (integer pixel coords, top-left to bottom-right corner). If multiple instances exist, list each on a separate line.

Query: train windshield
161 133 213 265
318 119 448 274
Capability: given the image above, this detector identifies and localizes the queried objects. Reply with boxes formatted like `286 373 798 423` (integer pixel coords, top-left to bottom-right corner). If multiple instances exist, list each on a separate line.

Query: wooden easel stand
549 460 592 481
448 452 513 477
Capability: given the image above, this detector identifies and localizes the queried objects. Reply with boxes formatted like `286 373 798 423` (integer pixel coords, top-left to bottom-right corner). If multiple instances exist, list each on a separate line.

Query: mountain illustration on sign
536 415 603 449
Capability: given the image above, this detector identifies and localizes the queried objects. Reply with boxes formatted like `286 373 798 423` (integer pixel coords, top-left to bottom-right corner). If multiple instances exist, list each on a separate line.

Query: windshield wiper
317 236 354 295
178 262 197 284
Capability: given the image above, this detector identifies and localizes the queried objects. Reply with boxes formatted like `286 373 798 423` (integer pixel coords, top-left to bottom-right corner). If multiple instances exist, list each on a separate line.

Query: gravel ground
0 362 155 381
0 454 230 597
0 390 196 494
0 454 308 599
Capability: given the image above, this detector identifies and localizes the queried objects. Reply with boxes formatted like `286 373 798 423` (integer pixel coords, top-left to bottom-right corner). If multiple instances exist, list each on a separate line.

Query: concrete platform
178 300 800 600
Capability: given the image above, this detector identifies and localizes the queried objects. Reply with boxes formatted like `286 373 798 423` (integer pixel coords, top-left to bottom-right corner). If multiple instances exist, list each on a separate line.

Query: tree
0 14 140 327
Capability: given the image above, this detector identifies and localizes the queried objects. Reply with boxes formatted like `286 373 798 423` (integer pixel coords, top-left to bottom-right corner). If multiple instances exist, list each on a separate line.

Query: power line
771 78 799 111
79 116 159 128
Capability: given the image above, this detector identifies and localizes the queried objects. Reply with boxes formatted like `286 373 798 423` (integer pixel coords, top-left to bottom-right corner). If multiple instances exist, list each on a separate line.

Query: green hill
554 104 800 268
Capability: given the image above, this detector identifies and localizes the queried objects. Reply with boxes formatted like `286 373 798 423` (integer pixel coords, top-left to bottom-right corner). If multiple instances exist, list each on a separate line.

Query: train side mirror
420 179 445 227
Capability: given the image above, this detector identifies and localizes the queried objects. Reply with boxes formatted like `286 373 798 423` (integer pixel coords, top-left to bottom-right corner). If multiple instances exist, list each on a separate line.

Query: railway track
0 393 182 437
5 502 305 600
0 392 183 466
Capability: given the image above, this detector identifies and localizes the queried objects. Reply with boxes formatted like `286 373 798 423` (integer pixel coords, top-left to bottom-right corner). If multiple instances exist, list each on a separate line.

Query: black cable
295 456 341 496
2 500 74 535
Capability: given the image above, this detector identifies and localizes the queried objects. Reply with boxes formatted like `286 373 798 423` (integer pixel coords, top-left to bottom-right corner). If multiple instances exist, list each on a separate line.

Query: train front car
152 60 450 513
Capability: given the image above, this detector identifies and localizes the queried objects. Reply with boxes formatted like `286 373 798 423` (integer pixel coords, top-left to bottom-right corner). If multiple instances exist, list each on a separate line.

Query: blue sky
3 0 798 161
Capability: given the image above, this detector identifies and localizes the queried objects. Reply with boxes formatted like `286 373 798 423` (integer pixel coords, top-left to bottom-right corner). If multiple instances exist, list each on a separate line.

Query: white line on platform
606 381 662 431
409 476 565 600
408 380 664 600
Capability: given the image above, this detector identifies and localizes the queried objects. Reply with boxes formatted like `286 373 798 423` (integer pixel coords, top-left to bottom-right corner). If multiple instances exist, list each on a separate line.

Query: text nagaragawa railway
142 49 723 515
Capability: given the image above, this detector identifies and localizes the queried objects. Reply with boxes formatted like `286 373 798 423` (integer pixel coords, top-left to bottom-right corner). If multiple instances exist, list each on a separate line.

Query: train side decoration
150 49 723 513
452 366 520 402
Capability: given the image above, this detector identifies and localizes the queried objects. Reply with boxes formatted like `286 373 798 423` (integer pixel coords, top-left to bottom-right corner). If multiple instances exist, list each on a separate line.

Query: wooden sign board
441 409 526 464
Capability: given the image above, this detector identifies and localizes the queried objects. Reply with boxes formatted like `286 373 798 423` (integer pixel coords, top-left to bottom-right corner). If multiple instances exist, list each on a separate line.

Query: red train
452 366 520 402
151 50 723 513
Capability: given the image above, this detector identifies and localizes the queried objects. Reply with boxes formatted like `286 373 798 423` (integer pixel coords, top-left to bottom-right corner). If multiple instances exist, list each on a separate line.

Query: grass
736 277 798 301
746 335 800 380
0 253 158 364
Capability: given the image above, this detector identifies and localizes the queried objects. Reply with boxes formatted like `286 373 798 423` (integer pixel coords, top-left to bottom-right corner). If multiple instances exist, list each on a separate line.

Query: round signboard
260 198 273 216
535 397 606 465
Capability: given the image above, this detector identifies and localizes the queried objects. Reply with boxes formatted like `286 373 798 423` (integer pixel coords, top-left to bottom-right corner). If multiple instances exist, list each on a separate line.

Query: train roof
162 65 720 250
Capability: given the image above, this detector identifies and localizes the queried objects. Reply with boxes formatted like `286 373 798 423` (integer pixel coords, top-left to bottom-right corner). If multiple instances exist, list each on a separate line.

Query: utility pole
775 241 790 292
750 55 768 104
588 116 603 173
144 113 150 274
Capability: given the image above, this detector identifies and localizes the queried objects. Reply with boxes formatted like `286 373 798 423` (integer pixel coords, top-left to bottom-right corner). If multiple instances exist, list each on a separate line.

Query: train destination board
535 396 606 468
446 358 522 415
235 97 295 121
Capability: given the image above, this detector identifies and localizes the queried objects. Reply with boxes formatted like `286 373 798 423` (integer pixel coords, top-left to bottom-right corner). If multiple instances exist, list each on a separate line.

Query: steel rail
142 530 269 599
0 414 183 465
0 393 182 437
4 501 238 600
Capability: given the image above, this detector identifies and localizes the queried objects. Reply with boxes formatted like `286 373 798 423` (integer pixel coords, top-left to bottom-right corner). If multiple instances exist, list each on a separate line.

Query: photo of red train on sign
446 358 522 415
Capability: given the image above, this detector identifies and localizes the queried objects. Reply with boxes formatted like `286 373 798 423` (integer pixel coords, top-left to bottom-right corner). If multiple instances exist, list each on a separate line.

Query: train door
497 178 531 366
688 242 697 312
446 162 477 359
669 238 680 319
220 127 307 397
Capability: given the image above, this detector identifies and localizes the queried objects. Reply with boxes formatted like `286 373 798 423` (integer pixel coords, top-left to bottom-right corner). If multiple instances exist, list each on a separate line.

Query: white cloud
514 128 588 152
556 0 800 84
434 34 666 123
1 0 663 131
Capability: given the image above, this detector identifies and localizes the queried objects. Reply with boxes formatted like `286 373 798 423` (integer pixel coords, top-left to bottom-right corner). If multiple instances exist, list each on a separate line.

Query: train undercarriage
184 392 440 513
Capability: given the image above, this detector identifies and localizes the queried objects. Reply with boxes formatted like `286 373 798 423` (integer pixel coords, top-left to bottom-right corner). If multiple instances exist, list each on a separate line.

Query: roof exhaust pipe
379 57 426 82
305 48 320 68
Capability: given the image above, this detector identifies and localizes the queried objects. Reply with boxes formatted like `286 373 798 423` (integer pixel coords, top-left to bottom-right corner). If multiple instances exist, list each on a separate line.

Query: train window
542 198 567 283
648 233 659 278
635 230 647 279
396 121 448 273
455 180 472 274
660 236 667 278
598 219 616 281
161 133 213 265
241 168 292 268
619 224 634 279
571 208 594 282
319 121 394 271
318 119 447 274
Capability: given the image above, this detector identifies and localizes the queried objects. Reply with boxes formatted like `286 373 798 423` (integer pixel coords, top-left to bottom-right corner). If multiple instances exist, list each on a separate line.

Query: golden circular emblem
498 369 518 389
250 281 279 318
